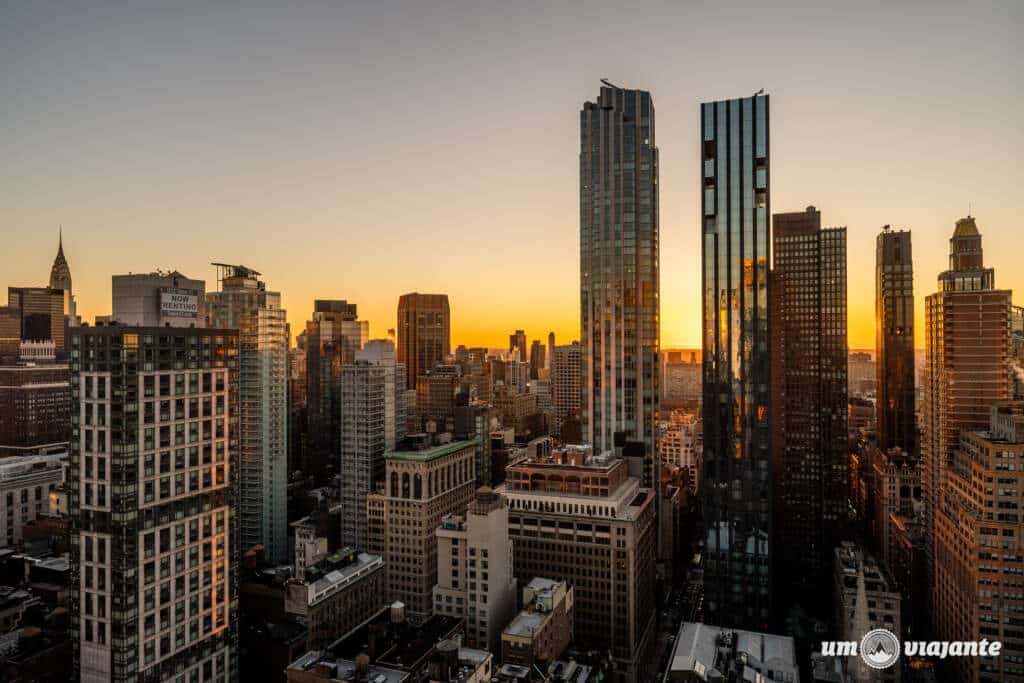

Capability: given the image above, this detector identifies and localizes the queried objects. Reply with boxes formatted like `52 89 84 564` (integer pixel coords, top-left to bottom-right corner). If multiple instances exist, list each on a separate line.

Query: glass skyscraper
206 264 289 564
701 93 772 629
579 82 660 494
875 226 917 454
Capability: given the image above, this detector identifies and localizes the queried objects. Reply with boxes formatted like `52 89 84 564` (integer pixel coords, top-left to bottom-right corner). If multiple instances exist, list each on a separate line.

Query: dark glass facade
700 94 772 629
579 83 660 493
875 227 916 454
770 207 848 604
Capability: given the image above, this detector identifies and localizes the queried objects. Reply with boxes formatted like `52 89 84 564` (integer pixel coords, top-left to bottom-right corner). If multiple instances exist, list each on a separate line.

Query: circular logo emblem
860 629 900 669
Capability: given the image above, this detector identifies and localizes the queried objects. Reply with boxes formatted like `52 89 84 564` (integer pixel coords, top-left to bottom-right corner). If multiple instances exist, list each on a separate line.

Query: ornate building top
48 229 71 292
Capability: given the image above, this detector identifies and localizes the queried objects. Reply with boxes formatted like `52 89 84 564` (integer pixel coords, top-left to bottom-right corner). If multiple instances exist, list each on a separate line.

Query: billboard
159 288 199 318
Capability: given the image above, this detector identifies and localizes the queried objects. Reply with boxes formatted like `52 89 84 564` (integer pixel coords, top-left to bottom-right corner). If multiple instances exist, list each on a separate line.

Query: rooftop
668 622 798 683
286 653 407 683
385 439 476 463
298 550 384 607
328 609 462 671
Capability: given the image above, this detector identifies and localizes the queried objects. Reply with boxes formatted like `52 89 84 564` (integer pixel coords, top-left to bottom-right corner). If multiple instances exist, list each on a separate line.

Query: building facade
0 452 65 547
396 293 450 392
834 542 902 683
338 340 406 549
433 487 517 654
700 93 772 630
7 287 66 357
283 549 386 652
70 324 238 683
303 300 369 477
922 216 1011 624
875 227 917 455
0 363 70 456
934 402 1024 682
207 264 289 564
366 438 477 620
579 82 660 493
550 343 581 440
501 446 657 682
109 272 206 328
501 578 574 670
770 206 848 601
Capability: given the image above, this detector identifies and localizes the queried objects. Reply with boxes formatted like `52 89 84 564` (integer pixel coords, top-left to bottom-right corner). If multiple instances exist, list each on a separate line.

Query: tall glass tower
579 81 660 494
206 264 289 564
701 93 772 629
875 227 916 454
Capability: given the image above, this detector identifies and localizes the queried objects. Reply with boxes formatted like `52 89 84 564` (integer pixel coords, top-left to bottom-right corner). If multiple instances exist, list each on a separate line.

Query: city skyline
3 2 1021 350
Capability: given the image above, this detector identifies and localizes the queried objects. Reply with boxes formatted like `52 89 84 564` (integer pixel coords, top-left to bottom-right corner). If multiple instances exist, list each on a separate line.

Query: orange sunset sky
2 3 1021 349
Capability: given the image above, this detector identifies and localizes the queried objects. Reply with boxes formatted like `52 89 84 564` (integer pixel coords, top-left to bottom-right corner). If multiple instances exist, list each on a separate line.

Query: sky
2 1 1021 349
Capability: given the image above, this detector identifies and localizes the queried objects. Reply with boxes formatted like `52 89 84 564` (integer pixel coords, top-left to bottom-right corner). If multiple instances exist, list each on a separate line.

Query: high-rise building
70 323 238 682
529 339 545 380
700 93 772 629
509 330 527 363
206 264 289 563
579 82 660 493
770 206 848 601
551 342 581 439
49 230 78 326
8 287 66 356
338 340 406 549
303 300 368 476
934 402 1024 683
503 355 529 395
453 400 493 488
923 218 1012 663
501 445 657 683
397 293 450 390
366 438 477 620
433 487 517 654
875 226 917 454
415 364 461 431
547 332 555 371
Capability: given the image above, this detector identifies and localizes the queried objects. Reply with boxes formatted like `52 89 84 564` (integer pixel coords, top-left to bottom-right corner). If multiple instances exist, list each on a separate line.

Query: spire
49 227 72 291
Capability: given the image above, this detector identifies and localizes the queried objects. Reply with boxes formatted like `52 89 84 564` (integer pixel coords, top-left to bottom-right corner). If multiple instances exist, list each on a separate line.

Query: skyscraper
551 342 581 439
509 329 527 362
70 323 238 682
338 339 406 549
770 206 848 602
700 92 772 629
206 263 289 563
8 286 66 356
528 339 545 380
875 226 917 454
49 230 78 326
397 293 450 391
303 300 368 477
923 216 1012 632
579 82 660 493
